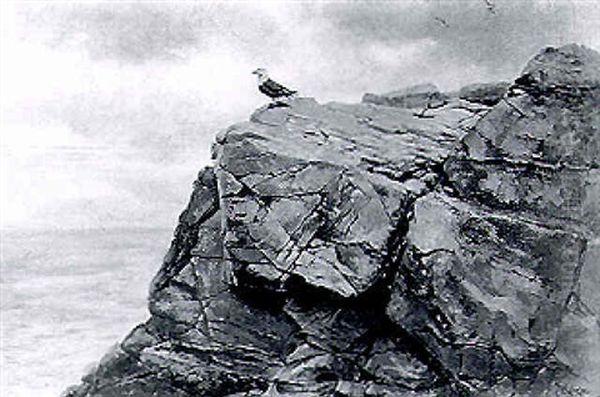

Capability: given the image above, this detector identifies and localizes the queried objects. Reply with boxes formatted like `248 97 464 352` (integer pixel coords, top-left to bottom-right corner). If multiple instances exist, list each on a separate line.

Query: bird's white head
252 68 269 83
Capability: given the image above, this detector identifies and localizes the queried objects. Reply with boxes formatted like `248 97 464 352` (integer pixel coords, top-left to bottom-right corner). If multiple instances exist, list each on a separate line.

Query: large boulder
387 44 600 395
66 90 479 397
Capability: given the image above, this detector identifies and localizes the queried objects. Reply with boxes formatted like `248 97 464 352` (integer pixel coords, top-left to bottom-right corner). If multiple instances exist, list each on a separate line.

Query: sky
1 0 599 230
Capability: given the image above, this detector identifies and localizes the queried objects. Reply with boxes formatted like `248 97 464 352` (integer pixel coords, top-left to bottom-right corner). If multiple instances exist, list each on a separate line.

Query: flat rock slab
362 83 449 109
458 82 509 106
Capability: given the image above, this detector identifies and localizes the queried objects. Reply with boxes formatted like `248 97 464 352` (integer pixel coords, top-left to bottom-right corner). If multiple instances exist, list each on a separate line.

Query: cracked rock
65 44 599 397
387 44 600 396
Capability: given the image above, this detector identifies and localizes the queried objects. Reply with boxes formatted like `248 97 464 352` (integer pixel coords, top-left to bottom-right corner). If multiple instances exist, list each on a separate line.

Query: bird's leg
270 98 290 108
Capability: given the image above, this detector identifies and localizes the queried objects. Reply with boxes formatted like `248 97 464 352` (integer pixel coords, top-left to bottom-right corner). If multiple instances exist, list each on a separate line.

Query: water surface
0 227 173 397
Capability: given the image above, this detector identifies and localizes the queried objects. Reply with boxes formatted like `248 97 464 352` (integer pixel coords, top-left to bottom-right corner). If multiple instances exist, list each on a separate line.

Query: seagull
252 68 297 102
482 0 496 14
434 16 450 28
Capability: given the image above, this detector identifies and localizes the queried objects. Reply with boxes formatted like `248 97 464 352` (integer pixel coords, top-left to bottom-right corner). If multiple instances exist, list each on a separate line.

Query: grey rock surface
388 43 600 396
65 44 599 397
362 83 450 110
458 82 510 106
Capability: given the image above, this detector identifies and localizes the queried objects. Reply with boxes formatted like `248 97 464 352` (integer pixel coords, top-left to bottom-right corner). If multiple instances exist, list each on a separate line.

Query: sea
0 226 174 397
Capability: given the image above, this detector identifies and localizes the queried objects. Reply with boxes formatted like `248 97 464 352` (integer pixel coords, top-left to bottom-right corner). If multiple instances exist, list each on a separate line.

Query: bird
252 68 297 102
482 0 496 14
434 16 450 28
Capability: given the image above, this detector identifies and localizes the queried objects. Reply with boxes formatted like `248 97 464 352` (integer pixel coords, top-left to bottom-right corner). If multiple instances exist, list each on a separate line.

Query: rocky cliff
65 44 599 397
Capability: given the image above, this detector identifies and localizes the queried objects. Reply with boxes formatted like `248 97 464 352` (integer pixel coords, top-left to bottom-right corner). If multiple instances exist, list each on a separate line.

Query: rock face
66 44 599 397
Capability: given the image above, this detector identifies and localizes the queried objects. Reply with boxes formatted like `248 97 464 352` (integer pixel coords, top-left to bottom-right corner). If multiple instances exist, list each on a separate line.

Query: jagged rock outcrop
387 44 600 396
65 44 599 397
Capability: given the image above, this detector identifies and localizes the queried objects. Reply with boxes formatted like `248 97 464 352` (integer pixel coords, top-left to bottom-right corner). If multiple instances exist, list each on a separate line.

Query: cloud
16 2 285 64
18 3 208 62
319 0 599 86
64 4 203 62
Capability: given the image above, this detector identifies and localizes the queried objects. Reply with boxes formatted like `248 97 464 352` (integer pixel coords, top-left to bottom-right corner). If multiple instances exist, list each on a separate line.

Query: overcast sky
1 0 599 229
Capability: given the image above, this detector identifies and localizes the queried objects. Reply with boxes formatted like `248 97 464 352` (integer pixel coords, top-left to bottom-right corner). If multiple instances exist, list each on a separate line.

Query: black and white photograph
1 1 599 396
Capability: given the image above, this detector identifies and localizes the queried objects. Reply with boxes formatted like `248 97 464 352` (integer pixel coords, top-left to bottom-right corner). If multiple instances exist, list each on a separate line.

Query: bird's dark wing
260 78 296 98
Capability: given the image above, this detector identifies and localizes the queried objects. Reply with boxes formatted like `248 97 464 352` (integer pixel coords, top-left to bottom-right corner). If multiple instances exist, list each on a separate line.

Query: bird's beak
251 70 258 75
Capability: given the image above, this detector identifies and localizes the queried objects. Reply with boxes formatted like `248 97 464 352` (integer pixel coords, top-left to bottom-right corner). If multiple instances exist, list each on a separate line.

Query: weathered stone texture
66 44 599 397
